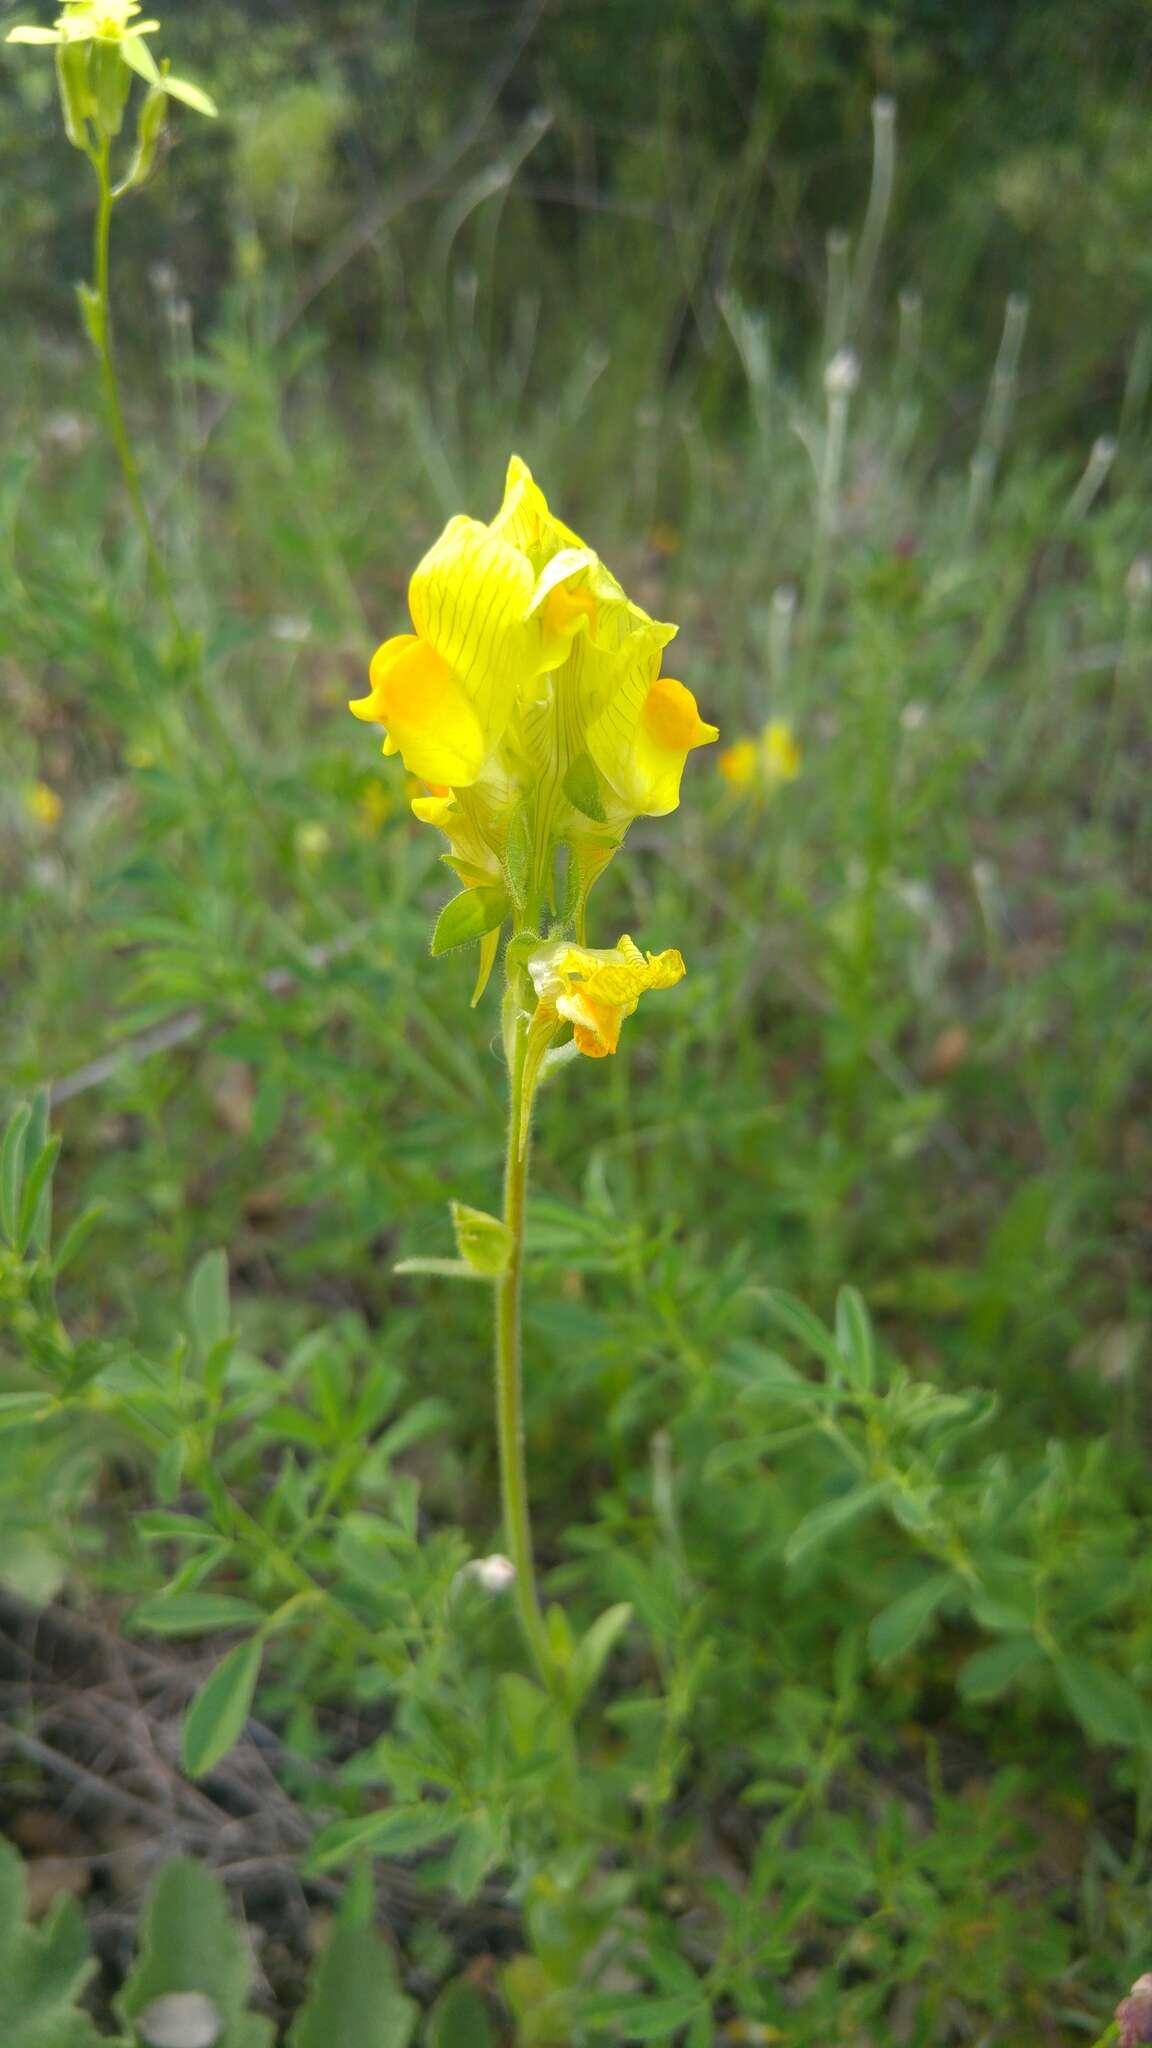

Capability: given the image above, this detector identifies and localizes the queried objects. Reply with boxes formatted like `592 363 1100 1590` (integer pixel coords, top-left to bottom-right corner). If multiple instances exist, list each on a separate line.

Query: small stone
136 1992 223 2048
1117 1974 1152 2048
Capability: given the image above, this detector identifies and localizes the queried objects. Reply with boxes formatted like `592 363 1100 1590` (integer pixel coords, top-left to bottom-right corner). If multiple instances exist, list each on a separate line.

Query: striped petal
407 516 538 776
351 632 487 785
586 636 717 817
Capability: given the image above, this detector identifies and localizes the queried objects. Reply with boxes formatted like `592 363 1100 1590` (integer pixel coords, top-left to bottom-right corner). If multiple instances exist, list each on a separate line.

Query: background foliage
1 0 1151 2041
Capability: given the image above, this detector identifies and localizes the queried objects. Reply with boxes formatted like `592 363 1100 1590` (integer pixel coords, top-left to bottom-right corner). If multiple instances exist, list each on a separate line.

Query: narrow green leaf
868 1572 954 1665
0 1103 31 1247
51 1201 107 1275
131 1591 264 1636
834 1284 876 1392
187 1249 229 1357
568 1602 633 1709
957 1635 1044 1702
785 1482 886 1565
182 1637 262 1777
431 885 510 956
759 1287 843 1372
0 1392 55 1431
393 1256 490 1282
1056 1656 1148 1748
162 70 218 116
16 1135 60 1257
307 1805 460 1874
578 1992 705 2037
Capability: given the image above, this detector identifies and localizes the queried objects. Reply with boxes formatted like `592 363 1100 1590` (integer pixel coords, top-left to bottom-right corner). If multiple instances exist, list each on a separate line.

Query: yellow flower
763 718 801 782
350 457 717 952
719 719 801 795
7 1 217 115
528 933 685 1058
24 781 61 827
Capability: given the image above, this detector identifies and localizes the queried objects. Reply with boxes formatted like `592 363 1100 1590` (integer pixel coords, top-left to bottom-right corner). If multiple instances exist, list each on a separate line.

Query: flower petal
6 24 62 39
407 516 537 771
357 632 487 785
586 634 715 817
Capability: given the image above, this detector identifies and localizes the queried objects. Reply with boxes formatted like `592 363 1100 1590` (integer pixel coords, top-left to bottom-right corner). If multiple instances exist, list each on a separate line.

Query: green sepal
562 751 607 822
114 80 166 195
91 39 130 137
451 1200 512 1278
431 885 510 956
502 798 534 905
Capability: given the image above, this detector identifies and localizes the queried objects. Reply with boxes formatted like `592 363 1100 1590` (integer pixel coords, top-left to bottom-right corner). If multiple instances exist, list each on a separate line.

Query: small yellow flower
763 718 801 782
528 933 685 1058
719 719 801 795
718 737 759 791
24 781 62 827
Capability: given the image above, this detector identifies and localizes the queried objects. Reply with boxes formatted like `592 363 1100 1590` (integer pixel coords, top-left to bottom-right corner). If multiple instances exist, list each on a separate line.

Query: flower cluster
351 457 717 967
7 0 217 150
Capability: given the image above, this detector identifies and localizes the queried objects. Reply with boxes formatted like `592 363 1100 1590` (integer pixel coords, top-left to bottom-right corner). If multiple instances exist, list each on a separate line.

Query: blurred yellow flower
528 933 685 1059
719 718 801 794
357 782 392 834
24 781 62 827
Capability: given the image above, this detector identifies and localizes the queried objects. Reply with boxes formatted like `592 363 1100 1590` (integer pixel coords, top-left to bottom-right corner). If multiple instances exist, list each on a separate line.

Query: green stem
496 984 554 1686
91 134 181 637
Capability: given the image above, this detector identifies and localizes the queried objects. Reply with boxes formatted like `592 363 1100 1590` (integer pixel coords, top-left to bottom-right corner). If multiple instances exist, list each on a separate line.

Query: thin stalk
495 985 553 1684
91 134 181 637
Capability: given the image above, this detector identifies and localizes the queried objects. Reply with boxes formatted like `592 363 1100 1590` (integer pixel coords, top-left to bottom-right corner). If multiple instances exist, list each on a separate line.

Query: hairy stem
495 984 553 1684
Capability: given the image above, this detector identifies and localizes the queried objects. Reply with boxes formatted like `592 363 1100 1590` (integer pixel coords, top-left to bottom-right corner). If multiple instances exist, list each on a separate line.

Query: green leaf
131 1591 264 1636
834 1284 876 1393
392 1257 490 1282
0 1839 102 2047
578 1991 705 2037
431 886 511 956
288 1893 416 2048
425 1978 498 2048
118 1857 273 2047
567 1602 632 1709
16 1135 60 1257
0 1102 31 1247
784 1482 886 1565
868 1573 954 1665
187 1249 230 1357
306 1805 460 1873
0 1392 55 1430
51 1202 106 1275
182 1638 262 1778
75 281 104 351
7 24 64 40
957 1635 1044 1702
1056 1656 1148 1747
759 1288 843 1372
450 1201 511 1277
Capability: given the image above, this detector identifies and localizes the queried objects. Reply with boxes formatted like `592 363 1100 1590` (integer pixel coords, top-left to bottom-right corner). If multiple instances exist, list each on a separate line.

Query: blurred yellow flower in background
719 718 801 795
24 781 62 827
